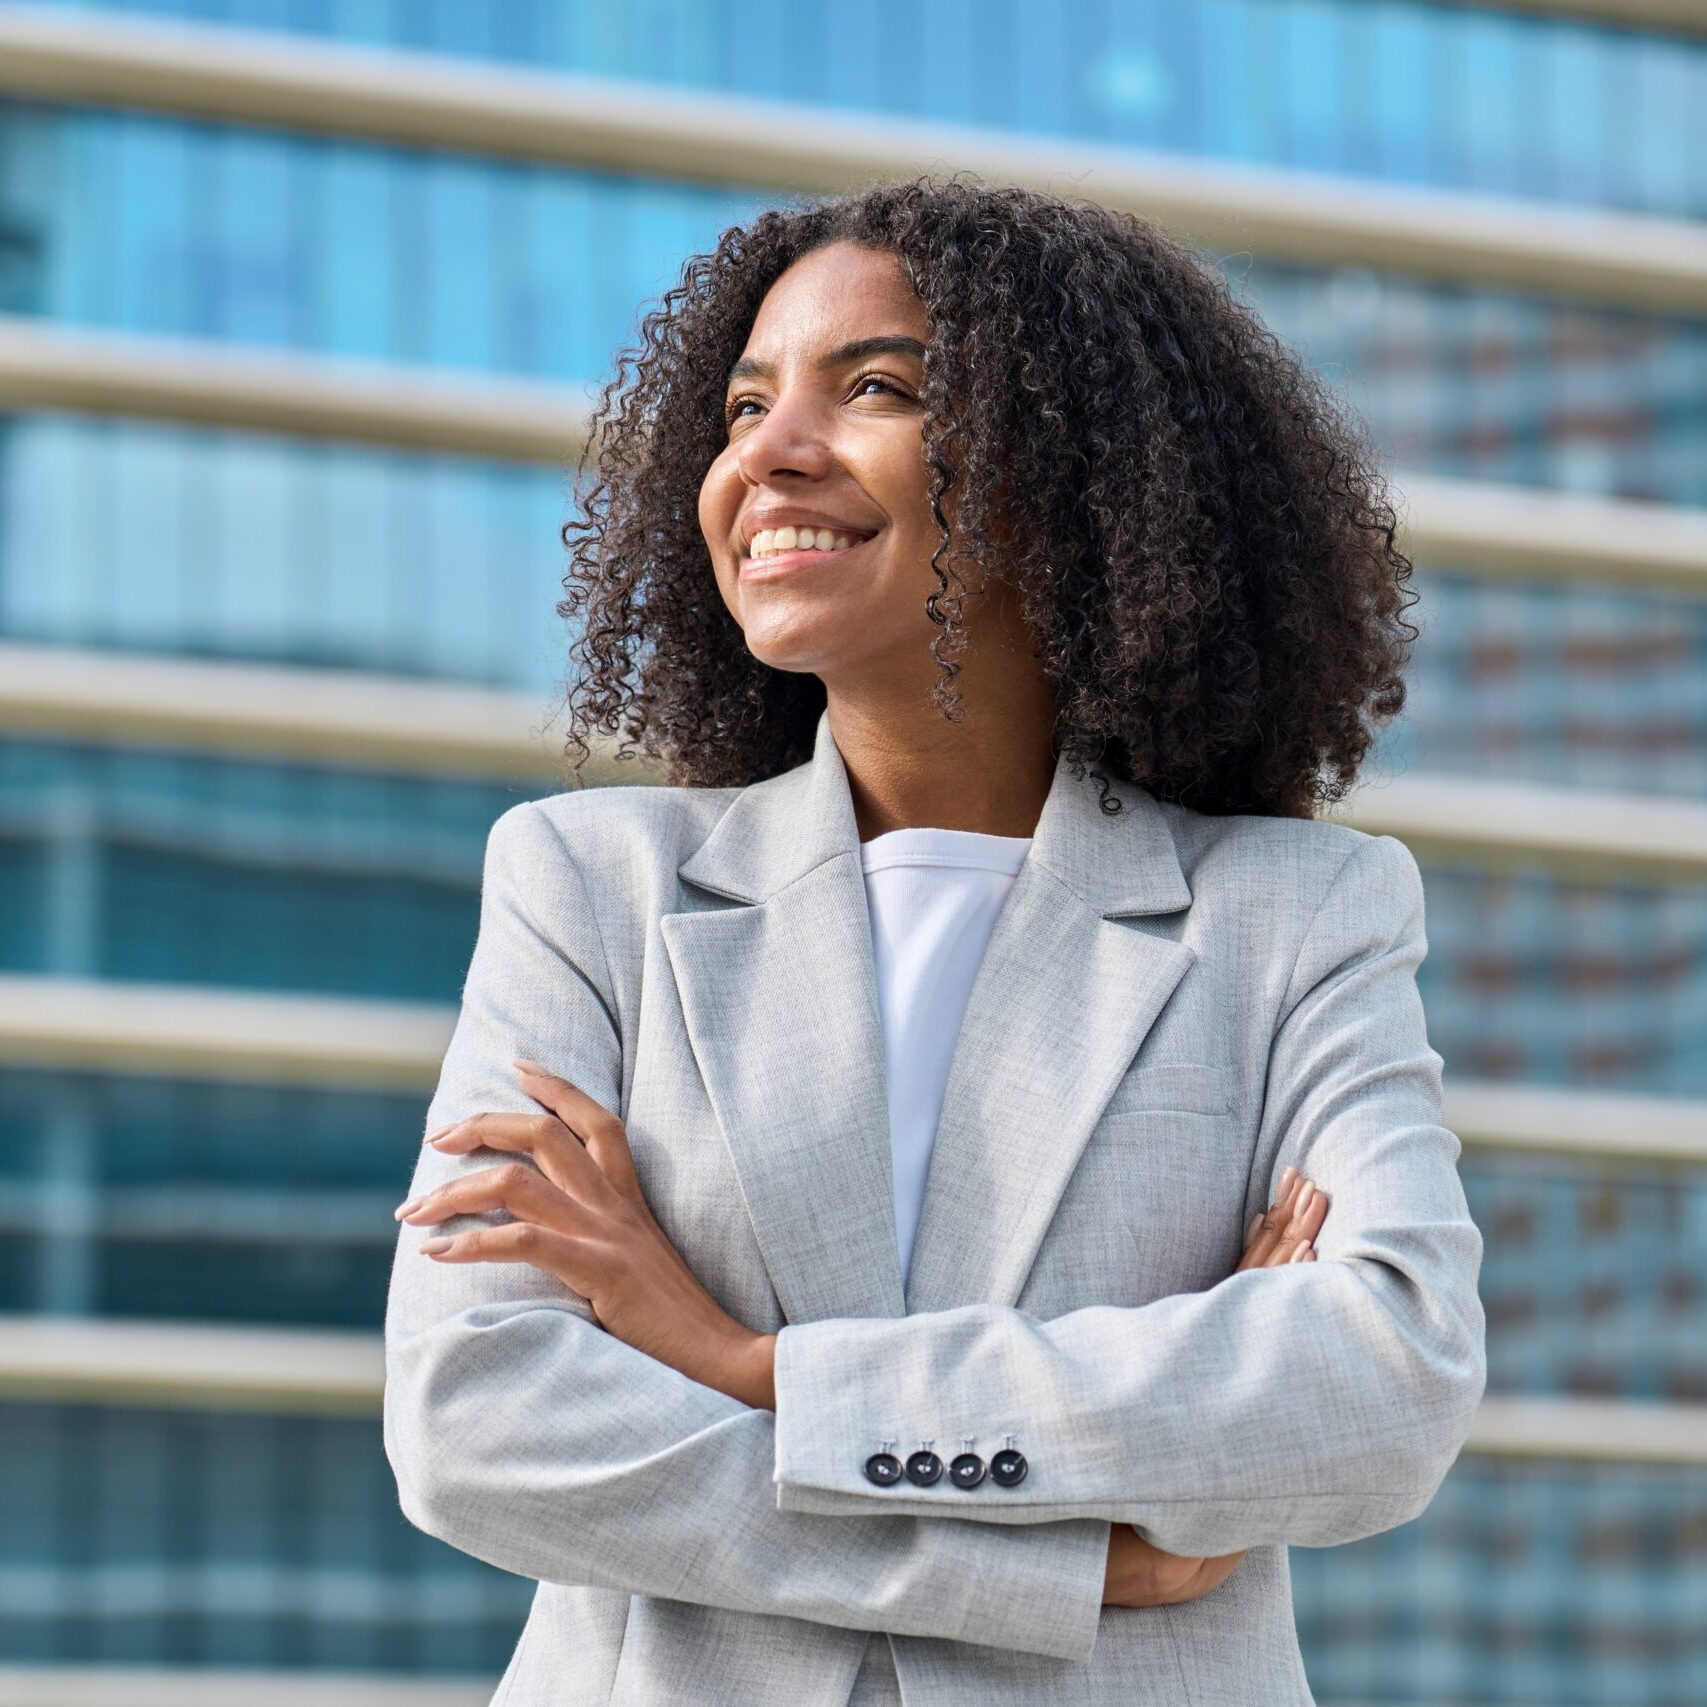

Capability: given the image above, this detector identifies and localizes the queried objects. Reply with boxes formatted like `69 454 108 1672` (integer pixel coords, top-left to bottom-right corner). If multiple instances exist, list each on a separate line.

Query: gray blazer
384 706 1487 1706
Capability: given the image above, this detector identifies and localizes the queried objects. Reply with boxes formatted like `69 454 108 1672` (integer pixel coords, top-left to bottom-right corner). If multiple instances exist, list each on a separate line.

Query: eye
850 372 913 404
722 372 913 427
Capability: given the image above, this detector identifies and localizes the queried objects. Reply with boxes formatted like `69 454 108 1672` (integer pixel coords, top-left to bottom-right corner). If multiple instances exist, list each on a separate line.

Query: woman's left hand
394 1061 776 1409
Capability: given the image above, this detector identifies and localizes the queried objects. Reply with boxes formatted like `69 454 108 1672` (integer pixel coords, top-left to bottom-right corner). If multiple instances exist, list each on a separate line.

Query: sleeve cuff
772 1315 1046 1518
772 1315 914 1512
771 1319 1109 1663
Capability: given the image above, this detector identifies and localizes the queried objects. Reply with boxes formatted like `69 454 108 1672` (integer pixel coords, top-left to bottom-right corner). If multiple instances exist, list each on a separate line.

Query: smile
738 532 880 582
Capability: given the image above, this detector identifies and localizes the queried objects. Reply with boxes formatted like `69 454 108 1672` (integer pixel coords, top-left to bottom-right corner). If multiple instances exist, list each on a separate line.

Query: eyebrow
726 335 927 385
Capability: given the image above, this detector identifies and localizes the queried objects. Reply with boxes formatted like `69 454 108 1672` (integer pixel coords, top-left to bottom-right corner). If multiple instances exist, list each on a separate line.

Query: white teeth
748 526 865 558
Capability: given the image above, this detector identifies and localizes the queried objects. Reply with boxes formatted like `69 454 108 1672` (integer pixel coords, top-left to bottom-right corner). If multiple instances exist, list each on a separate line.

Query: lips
738 530 879 582
740 523 878 553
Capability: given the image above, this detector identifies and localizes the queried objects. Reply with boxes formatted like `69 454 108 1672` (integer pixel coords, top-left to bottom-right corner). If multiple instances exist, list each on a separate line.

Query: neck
824 693 1058 842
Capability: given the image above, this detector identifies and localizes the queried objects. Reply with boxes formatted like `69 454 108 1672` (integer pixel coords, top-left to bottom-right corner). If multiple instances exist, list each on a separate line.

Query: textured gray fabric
384 706 1486 1705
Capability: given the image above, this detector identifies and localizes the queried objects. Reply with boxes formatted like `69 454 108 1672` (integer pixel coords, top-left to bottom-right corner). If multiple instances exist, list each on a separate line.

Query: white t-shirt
858 825 1033 1290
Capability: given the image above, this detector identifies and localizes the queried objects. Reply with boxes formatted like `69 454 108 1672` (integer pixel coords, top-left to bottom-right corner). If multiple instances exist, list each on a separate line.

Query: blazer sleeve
382 800 1111 1666
769 833 1489 1558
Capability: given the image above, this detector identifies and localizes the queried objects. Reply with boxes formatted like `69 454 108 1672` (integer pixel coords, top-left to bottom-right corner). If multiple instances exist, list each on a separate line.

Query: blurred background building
0 1 1703 1703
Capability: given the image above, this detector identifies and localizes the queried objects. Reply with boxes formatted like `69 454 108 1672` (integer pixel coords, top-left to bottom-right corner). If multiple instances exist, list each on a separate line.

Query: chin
741 640 839 676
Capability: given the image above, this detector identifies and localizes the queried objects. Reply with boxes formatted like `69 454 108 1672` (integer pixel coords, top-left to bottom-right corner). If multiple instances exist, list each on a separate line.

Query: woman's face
698 240 996 696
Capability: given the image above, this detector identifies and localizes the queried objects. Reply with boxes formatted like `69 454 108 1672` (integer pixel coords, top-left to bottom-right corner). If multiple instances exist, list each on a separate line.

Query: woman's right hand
1103 1166 1329 1607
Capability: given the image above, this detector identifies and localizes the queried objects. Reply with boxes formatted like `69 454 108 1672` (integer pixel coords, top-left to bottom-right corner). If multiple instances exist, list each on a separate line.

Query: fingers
514 1061 649 1209
1236 1165 1326 1271
412 1218 591 1289
425 1108 614 1207
1285 1179 1328 1262
1105 1524 1247 1607
1171 1548 1247 1603
1236 1166 1301 1269
395 1159 592 1237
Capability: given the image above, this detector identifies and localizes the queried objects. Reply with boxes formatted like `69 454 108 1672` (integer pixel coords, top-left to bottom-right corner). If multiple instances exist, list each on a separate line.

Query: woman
383 176 1486 1706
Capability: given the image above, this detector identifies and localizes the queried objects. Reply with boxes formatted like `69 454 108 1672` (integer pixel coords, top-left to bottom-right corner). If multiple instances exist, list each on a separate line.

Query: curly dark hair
556 171 1418 818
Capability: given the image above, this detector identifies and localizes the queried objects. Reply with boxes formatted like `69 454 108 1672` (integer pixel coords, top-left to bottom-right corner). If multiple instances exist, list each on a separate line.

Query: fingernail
1296 1183 1316 1215
1279 1165 1298 1193
393 1197 423 1221
419 1237 453 1255
1247 1212 1264 1240
423 1123 455 1145
513 1058 551 1076
1291 1240 1312 1263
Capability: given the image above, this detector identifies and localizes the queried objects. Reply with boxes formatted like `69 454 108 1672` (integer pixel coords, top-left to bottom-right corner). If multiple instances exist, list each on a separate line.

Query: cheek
697 461 737 542
870 438 933 530
697 468 742 607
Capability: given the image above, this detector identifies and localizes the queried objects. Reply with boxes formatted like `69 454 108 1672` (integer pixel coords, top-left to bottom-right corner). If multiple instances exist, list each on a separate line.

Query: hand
1103 1165 1329 1607
1235 1162 1327 1272
1104 1525 1247 1608
394 1061 772 1407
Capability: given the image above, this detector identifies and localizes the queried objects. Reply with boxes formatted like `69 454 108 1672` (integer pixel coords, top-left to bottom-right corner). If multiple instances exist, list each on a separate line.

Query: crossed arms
382 803 1487 1666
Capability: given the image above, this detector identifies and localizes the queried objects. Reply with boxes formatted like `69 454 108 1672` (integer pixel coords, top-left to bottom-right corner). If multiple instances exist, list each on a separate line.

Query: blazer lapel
902 769 1195 1313
660 710 905 1326
659 707 1195 1329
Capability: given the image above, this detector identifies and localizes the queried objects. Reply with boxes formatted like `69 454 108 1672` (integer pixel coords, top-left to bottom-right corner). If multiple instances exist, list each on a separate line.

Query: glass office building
1 2 1703 1701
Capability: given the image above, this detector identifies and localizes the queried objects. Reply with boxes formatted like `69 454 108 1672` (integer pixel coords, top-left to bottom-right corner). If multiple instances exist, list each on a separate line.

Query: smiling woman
383 173 1485 1707
694 254 1068 765
556 175 1418 819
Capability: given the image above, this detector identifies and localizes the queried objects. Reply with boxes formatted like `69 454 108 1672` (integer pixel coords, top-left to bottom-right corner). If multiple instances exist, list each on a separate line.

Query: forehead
734 244 927 371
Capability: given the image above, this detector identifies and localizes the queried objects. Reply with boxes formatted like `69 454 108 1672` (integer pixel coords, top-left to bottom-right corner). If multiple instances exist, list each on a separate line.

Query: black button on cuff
949 1451 986 1488
863 1451 903 1487
903 1448 944 1486
990 1448 1028 1487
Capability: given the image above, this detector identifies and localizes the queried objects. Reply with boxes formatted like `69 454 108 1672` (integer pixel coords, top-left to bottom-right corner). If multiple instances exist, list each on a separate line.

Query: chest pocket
1092 1061 1246 1299
1099 1061 1231 1120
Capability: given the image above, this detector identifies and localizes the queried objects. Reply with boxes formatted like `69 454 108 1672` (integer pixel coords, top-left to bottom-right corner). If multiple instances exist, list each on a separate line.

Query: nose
734 388 838 487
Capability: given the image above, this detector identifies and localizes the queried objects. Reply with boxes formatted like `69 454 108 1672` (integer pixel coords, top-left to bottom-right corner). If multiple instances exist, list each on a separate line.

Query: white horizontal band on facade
1445 1079 1707 1171
2 318 1704 597
1392 471 1707 598
0 971 454 1094
3 972 1705 1168
0 1665 493 1707
0 637 621 784
0 313 589 464
0 1316 384 1416
0 1314 1701 1468
6 639 1707 883
1316 768 1707 888
1434 0 1707 36
0 9 1703 315
1468 1393 1707 1467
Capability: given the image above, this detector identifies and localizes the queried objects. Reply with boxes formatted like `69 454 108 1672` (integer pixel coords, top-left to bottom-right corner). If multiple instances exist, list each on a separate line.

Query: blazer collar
661 707 1197 1325
679 706 1192 918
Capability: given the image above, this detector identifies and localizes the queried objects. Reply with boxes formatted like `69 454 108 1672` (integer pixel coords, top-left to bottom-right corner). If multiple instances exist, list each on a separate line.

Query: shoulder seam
507 798 623 1040
1274 832 1383 1024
